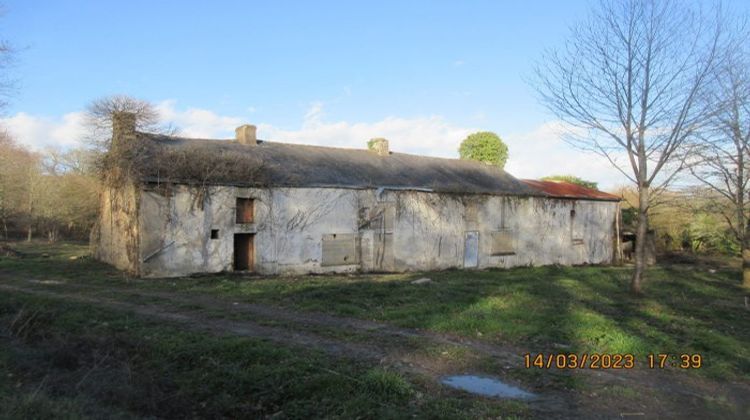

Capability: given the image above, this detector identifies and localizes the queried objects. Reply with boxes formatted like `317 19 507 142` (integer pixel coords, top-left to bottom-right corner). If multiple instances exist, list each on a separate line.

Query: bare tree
42 147 97 175
0 2 17 113
690 28 750 286
0 133 34 238
533 0 722 294
84 94 174 149
0 40 13 112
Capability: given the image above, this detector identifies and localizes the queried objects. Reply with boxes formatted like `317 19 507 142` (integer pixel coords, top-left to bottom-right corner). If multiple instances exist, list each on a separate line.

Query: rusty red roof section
520 179 621 201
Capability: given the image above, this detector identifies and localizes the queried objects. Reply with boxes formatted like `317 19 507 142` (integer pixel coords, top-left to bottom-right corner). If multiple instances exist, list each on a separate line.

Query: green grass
361 369 414 400
3 241 750 417
3 241 749 381
165 270 748 379
0 291 522 419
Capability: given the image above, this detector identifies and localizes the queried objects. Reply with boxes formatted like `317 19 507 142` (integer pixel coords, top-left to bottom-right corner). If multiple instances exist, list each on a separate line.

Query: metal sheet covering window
570 209 584 245
321 233 360 266
490 230 515 256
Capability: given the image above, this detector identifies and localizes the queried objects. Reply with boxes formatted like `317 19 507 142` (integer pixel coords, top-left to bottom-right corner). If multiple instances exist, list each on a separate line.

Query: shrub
540 175 598 190
458 132 509 168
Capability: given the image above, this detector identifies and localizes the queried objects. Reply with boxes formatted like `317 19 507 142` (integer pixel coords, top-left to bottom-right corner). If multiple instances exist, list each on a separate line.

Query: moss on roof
133 133 541 196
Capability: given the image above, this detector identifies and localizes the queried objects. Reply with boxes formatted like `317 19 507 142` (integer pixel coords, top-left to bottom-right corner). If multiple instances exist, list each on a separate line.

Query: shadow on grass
3 242 750 417
200 263 750 380
3 242 748 381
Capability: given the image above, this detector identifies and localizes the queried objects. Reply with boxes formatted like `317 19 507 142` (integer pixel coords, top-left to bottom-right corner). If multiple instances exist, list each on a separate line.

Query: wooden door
234 233 255 271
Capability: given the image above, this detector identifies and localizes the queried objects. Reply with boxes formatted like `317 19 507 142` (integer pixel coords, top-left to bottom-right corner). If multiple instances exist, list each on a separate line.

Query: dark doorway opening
234 233 255 271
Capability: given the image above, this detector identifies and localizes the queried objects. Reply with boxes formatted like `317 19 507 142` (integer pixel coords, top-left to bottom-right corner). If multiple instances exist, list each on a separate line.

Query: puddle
441 375 536 399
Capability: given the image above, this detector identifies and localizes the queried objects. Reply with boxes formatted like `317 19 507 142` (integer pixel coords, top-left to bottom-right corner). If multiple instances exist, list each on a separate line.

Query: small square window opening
210 229 219 239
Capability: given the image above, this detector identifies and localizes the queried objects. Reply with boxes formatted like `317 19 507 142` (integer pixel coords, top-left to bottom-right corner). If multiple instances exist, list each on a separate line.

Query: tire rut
5 280 747 419
0 284 386 362
23 279 526 365
0 282 578 417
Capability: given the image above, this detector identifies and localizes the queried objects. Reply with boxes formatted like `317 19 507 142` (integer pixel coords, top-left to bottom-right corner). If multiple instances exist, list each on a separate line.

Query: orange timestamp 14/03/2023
522 353 703 369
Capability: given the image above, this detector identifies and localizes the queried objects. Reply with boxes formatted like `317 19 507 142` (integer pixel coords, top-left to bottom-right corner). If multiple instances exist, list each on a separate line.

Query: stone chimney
235 124 257 145
111 112 137 150
368 138 389 156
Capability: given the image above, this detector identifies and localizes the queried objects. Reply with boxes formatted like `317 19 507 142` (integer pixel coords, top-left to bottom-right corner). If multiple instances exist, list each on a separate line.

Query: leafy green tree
540 175 598 190
458 131 508 168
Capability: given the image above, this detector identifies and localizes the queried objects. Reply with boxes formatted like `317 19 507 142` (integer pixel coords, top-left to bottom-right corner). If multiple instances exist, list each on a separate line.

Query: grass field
1 241 749 418
0 291 522 419
193 264 747 377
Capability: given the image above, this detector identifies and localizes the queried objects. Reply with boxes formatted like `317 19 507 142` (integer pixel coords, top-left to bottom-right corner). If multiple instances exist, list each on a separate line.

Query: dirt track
1 280 748 419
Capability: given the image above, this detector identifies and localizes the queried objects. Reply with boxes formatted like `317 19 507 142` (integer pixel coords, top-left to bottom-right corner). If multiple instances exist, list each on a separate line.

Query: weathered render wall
385 191 616 271
131 185 617 278
91 184 140 274
138 185 360 277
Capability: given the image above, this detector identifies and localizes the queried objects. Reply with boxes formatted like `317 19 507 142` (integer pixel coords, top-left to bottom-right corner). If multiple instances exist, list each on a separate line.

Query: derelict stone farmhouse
92 113 621 278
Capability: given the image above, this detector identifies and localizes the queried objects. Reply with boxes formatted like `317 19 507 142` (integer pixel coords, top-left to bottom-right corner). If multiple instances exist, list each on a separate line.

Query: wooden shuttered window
236 198 254 224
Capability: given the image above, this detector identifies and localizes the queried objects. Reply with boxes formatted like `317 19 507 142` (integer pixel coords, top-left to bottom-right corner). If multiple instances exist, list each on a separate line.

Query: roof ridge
134 131 539 196
139 131 509 169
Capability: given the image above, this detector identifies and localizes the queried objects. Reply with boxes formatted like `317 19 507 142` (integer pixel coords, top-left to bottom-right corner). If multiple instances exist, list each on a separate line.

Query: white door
464 231 479 268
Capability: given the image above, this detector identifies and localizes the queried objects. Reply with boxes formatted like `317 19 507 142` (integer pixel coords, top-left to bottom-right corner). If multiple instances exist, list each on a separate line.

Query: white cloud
503 121 630 189
2 111 87 150
257 102 476 158
156 100 244 138
0 101 630 190
258 106 629 189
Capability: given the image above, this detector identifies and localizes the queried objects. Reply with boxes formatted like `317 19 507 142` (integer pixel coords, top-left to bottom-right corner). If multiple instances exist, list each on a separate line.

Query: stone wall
91 183 140 274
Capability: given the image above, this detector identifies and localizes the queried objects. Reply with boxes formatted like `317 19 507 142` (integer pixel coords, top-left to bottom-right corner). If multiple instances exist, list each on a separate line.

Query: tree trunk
631 183 649 294
48 227 58 243
26 225 32 242
743 223 750 288
737 157 748 288
742 248 750 288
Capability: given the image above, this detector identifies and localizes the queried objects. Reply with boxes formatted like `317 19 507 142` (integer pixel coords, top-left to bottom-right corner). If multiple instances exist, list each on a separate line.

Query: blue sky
3 1 747 188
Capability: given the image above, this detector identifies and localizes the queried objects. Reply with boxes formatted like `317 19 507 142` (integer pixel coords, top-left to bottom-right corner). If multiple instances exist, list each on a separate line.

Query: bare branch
530 0 725 291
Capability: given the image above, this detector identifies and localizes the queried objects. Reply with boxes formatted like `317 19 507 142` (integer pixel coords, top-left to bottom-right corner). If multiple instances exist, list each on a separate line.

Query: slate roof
137 133 541 196
134 133 619 201
520 179 621 201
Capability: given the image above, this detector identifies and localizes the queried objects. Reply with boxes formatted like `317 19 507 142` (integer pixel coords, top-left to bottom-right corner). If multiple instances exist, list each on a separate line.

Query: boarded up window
322 233 360 266
236 198 254 223
570 209 584 245
465 201 478 225
490 230 515 256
